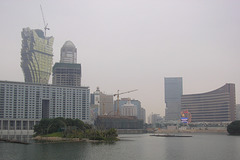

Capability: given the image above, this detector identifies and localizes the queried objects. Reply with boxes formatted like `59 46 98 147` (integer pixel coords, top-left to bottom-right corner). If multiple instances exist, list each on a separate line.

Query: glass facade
164 77 183 121
21 28 54 84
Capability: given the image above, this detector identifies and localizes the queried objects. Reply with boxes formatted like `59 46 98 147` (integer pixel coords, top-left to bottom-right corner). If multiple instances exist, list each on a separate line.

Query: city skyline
0 0 239 117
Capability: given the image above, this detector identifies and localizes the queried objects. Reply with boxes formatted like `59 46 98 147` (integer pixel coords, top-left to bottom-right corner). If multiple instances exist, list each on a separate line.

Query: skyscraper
21 27 54 84
60 41 77 64
52 41 81 86
164 77 183 121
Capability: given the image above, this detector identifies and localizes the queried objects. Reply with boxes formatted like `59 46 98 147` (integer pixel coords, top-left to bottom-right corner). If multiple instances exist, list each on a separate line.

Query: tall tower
21 27 54 84
52 41 81 86
60 41 77 64
164 77 183 121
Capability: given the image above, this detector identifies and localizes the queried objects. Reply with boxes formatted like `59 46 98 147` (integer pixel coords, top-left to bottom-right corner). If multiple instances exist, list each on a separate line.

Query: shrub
227 120 240 135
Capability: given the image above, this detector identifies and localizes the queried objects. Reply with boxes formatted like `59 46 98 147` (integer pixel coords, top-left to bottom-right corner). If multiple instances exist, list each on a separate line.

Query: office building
0 80 90 133
181 83 236 122
52 63 81 86
52 41 81 86
164 77 183 121
90 87 114 119
21 27 54 84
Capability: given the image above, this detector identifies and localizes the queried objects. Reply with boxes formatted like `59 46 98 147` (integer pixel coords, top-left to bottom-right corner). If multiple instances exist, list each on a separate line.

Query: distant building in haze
60 41 77 64
114 98 146 123
90 87 114 122
121 100 138 117
181 83 236 122
164 77 183 121
52 41 82 86
21 27 54 84
148 113 163 125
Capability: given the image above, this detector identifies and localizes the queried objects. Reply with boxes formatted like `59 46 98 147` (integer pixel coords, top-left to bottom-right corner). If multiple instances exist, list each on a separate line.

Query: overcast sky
0 0 239 117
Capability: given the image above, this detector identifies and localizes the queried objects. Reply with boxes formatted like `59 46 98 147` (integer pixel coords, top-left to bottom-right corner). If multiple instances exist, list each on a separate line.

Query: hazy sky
0 0 239 117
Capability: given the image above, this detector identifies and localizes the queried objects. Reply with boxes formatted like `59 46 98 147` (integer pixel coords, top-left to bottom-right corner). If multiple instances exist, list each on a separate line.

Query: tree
227 120 240 135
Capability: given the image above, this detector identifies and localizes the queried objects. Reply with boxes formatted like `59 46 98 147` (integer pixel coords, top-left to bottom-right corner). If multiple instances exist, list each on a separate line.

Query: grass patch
43 132 63 137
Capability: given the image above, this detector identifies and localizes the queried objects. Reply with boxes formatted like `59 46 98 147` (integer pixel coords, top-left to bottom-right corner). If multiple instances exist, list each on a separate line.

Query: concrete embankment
117 129 147 134
156 128 227 134
0 138 30 144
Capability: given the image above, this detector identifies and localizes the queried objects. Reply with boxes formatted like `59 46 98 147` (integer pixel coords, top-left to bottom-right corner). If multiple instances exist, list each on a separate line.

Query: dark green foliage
34 118 90 135
34 118 118 141
86 128 118 141
227 120 240 135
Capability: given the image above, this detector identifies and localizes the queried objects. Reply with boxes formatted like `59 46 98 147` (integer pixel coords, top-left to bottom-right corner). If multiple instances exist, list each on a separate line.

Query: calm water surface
1 133 240 160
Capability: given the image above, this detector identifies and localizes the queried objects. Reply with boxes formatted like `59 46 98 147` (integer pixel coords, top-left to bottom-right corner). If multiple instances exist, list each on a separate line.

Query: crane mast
40 5 50 37
114 89 138 116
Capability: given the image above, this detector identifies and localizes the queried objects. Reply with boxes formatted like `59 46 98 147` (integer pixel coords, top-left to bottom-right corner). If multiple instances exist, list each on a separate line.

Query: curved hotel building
181 83 236 122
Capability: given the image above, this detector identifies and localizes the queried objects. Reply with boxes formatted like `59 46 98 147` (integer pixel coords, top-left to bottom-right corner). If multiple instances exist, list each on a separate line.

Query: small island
33 117 119 143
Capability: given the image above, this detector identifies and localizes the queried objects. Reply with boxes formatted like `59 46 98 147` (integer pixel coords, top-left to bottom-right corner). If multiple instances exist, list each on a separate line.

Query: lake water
1 133 240 160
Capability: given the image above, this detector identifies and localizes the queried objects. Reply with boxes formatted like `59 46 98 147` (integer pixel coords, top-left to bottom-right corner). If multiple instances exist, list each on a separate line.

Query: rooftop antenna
40 5 50 37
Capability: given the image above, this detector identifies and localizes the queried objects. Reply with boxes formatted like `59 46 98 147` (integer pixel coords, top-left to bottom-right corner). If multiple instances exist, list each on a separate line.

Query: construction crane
114 89 138 116
40 5 50 37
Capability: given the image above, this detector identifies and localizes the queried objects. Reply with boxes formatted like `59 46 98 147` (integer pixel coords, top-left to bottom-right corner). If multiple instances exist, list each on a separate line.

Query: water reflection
1 133 240 160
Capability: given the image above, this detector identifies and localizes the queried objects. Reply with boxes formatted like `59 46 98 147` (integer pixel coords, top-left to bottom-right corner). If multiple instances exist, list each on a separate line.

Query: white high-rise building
121 100 138 117
60 41 77 64
0 81 90 135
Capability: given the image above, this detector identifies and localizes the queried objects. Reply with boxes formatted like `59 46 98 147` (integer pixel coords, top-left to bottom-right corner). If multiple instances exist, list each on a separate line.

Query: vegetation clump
34 117 118 142
227 120 240 135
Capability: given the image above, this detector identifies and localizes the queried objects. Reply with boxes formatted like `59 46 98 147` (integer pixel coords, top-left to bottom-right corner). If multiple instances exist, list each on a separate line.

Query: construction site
94 89 145 130
95 115 144 129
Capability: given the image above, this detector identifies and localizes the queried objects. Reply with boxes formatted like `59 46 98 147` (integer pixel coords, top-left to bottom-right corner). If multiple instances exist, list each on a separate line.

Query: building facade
21 27 54 84
114 98 146 122
235 104 240 120
52 41 81 86
60 41 77 64
148 113 163 125
164 77 183 121
121 100 138 117
181 83 236 122
95 116 143 129
90 87 114 122
52 63 81 86
0 81 90 133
